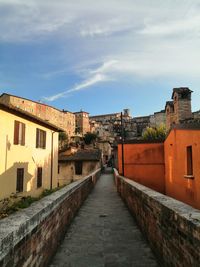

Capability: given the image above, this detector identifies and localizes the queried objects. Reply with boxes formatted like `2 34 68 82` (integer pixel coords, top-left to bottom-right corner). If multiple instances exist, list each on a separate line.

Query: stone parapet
0 168 101 267
114 169 200 266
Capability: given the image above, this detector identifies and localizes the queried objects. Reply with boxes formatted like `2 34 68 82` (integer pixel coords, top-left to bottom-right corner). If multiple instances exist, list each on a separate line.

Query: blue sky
0 0 200 116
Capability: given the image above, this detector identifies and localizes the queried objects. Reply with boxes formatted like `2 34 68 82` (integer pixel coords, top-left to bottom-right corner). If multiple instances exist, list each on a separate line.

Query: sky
0 0 200 116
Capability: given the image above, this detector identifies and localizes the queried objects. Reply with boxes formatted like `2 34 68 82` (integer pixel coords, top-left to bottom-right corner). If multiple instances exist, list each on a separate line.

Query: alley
49 169 159 267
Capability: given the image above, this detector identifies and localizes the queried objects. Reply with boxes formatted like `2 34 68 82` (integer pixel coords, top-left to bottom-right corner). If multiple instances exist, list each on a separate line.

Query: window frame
16 168 24 192
36 128 46 149
75 161 83 175
14 120 25 146
185 145 194 178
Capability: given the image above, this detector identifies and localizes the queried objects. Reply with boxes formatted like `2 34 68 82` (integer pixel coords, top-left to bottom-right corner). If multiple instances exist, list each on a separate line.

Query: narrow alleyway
49 169 159 267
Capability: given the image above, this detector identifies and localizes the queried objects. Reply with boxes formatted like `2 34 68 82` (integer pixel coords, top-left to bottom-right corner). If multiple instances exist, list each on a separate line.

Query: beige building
58 149 101 185
96 141 112 164
0 102 62 200
74 111 90 135
0 93 75 139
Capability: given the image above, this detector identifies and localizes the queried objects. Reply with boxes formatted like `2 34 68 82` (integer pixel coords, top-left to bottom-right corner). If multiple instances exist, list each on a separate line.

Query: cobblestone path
50 169 159 267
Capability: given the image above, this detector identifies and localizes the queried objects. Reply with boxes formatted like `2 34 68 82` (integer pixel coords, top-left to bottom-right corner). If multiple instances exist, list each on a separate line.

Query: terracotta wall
164 129 200 209
118 143 165 193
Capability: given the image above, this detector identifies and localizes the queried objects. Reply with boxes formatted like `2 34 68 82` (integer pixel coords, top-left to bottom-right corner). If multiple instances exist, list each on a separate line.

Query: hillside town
1 87 200 266
0 87 200 207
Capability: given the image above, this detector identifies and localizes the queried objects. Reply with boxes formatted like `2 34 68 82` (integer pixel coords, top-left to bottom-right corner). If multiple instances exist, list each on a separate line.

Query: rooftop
0 102 64 131
59 149 102 162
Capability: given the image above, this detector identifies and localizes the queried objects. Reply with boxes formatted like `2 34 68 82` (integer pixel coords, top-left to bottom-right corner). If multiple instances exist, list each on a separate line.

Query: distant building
165 87 193 129
96 141 112 164
58 149 101 185
90 108 166 142
74 111 90 135
0 102 62 200
0 93 75 138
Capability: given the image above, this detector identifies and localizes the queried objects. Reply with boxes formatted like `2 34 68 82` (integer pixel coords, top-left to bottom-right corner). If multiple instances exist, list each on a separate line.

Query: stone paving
49 169 159 267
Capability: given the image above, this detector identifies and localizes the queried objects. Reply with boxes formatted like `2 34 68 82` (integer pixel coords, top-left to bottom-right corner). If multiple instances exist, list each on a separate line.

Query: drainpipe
50 131 56 190
121 112 125 176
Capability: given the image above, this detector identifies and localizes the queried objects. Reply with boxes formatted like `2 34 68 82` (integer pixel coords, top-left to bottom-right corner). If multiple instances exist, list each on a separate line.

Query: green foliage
83 132 97 145
142 124 167 141
0 184 68 219
59 132 68 141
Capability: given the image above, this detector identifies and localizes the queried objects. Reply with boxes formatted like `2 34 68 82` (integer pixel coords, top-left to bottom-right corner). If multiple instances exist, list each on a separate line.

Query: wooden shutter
43 131 46 149
16 168 24 192
14 121 19 145
36 128 39 148
37 167 42 188
21 123 25 146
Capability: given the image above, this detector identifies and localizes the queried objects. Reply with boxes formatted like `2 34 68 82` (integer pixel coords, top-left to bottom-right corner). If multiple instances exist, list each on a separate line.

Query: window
37 167 42 188
58 165 60 174
186 146 193 176
36 128 46 149
75 161 83 175
16 168 24 192
14 121 25 145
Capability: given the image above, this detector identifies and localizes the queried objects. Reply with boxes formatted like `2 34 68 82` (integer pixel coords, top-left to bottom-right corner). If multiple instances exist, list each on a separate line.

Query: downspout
121 112 125 176
50 131 56 190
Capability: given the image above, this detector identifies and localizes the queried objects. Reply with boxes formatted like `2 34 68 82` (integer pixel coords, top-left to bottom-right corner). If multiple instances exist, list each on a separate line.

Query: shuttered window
75 161 83 175
186 146 193 175
36 128 46 149
16 168 24 192
14 121 25 145
37 167 42 188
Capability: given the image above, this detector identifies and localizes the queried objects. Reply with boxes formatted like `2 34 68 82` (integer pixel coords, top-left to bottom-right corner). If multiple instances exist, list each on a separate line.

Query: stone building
74 111 90 136
165 87 193 130
58 149 101 185
0 93 75 139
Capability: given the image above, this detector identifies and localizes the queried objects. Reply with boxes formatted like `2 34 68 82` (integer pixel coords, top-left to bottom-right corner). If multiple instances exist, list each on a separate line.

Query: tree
59 132 68 149
83 132 97 145
142 124 167 141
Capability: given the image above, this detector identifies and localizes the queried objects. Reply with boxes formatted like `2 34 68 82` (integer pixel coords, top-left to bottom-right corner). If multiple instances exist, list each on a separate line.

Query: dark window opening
37 167 42 188
75 161 83 175
58 165 60 174
36 128 46 149
14 121 25 145
186 146 193 176
16 168 24 192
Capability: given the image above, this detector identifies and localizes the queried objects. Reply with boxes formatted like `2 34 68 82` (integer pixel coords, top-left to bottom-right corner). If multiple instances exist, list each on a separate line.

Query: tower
172 87 193 123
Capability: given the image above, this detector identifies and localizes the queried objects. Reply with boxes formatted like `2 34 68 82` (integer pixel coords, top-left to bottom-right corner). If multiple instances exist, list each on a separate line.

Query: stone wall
0 94 75 138
114 169 200 266
0 168 101 267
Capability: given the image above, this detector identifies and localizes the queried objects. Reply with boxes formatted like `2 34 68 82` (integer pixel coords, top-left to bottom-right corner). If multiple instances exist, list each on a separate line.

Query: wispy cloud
43 73 108 101
139 15 200 37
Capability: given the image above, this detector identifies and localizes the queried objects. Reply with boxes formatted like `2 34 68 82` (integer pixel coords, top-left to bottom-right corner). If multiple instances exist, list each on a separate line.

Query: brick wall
0 169 101 267
114 169 200 266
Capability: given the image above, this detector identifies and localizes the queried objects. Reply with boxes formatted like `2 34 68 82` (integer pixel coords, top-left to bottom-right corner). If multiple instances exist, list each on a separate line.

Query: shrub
142 124 167 141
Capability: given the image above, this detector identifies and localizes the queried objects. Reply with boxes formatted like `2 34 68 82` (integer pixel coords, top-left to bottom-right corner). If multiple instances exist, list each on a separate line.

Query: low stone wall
0 168 101 267
114 169 200 266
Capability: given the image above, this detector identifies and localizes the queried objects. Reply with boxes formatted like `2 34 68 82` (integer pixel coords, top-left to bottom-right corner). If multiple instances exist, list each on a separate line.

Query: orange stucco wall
118 143 165 193
164 129 200 209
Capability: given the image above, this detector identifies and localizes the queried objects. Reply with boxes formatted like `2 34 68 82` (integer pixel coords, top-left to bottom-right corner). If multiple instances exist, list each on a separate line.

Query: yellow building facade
0 103 61 200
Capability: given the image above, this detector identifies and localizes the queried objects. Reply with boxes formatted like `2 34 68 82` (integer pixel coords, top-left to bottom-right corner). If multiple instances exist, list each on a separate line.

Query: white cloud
140 15 200 37
44 73 108 101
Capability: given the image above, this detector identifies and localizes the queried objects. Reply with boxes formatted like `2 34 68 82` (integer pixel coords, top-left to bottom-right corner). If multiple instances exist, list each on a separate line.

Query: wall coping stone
0 168 101 261
114 168 200 226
